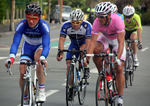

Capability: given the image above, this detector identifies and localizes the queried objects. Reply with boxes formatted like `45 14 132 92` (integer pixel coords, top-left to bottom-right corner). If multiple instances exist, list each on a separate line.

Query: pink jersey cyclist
92 13 126 61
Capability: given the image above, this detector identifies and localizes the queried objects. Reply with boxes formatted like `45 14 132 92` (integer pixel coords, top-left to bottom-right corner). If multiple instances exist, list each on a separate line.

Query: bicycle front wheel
96 74 109 106
66 64 74 106
129 54 134 86
21 78 32 106
78 78 87 105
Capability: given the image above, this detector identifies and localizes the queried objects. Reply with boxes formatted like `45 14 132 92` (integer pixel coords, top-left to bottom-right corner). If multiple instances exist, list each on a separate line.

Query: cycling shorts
66 42 86 60
20 41 42 62
125 30 137 40
97 33 126 61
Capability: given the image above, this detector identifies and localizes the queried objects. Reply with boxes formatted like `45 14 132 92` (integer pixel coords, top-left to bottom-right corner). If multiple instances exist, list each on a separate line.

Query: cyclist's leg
130 31 139 66
130 31 137 55
113 44 126 105
93 34 108 72
66 43 79 86
19 41 35 102
34 45 46 102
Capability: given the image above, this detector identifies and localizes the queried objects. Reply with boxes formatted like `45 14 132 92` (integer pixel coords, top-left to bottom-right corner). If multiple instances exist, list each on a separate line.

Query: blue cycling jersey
117 13 124 21
60 20 92 45
60 20 92 60
9 19 50 59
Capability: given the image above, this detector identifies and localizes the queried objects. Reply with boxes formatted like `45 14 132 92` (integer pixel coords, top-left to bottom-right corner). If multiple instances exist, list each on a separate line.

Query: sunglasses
71 21 82 25
26 16 40 21
124 15 133 19
96 14 107 18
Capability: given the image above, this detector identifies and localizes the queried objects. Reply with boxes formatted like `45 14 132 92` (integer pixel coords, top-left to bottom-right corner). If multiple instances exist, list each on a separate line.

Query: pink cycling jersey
91 13 125 40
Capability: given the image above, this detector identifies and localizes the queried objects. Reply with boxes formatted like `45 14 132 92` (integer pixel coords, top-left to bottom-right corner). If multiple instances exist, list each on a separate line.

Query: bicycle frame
58 48 88 105
7 61 46 106
87 52 117 106
125 39 138 87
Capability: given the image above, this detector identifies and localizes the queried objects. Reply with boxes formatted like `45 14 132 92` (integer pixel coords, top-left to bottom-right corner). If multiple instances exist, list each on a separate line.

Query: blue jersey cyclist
5 4 50 103
57 9 92 100
111 3 124 21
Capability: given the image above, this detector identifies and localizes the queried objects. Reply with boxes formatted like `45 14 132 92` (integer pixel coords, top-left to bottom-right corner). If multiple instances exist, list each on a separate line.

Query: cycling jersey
92 13 125 40
60 20 92 59
92 13 126 61
9 19 50 59
117 13 124 21
123 13 142 31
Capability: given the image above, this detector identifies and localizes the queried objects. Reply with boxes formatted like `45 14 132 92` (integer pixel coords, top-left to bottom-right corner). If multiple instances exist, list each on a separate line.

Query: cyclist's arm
85 22 92 52
9 31 23 59
41 23 50 59
117 32 125 60
87 33 99 61
137 28 142 43
85 38 91 52
136 14 142 42
58 36 66 50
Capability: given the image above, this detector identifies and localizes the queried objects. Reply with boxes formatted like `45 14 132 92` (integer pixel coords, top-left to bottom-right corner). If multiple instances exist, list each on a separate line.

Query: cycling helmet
123 5 135 16
70 9 84 21
95 2 112 16
111 3 118 13
25 4 42 16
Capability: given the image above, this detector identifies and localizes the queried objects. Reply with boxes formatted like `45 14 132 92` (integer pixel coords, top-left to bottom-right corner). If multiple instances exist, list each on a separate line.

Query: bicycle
124 39 138 88
87 50 118 106
57 48 89 106
7 61 47 106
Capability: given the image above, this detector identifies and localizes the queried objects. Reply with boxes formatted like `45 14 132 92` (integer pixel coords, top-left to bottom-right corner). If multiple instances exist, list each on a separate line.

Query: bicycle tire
66 64 74 106
129 53 134 86
124 60 129 88
124 52 130 88
96 74 109 106
21 78 32 106
78 69 87 105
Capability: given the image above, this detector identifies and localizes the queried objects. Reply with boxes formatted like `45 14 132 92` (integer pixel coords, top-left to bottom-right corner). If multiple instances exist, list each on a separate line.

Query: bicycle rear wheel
78 78 87 105
21 78 33 106
66 64 74 106
96 74 109 106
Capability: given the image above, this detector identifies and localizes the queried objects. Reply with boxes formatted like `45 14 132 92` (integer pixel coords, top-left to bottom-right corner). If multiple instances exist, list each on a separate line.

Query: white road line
141 47 149 52
90 68 98 73
0 52 21 60
17 89 59 106
45 90 59 97
0 57 7 60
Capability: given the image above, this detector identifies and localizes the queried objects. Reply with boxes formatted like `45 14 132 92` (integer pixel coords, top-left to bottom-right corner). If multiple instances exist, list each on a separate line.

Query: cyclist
5 4 50 103
56 9 92 100
111 3 124 21
123 5 142 67
86 2 126 105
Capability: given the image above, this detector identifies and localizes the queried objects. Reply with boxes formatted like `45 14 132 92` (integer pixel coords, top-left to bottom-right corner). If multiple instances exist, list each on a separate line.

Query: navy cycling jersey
60 20 92 45
9 19 50 58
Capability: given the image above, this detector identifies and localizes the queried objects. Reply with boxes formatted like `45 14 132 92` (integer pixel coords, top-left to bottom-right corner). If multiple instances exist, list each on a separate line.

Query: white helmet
111 3 118 13
70 9 84 21
95 2 112 16
123 5 135 16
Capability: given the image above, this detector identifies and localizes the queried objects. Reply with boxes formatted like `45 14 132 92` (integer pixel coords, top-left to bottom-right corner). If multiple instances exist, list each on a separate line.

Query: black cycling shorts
125 29 137 40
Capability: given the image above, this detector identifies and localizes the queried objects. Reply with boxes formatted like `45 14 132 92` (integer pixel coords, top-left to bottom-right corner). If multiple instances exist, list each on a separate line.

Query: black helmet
25 4 42 16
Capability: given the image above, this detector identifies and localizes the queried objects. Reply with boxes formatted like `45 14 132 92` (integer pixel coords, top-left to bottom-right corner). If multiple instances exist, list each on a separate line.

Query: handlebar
126 39 138 43
57 48 87 57
86 51 118 62
7 61 47 76
86 52 117 57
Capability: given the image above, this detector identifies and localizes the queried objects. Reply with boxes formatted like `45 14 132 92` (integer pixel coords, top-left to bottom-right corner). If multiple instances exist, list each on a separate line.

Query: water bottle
107 76 113 91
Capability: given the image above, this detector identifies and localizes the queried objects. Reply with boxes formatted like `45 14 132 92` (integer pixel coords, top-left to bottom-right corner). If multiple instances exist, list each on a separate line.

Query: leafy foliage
0 0 7 22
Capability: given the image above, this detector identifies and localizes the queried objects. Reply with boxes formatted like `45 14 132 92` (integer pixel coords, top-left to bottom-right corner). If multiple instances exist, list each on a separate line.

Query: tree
0 0 7 23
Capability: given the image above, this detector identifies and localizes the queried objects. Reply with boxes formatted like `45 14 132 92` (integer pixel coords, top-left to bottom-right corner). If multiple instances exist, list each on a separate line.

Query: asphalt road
0 23 150 106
